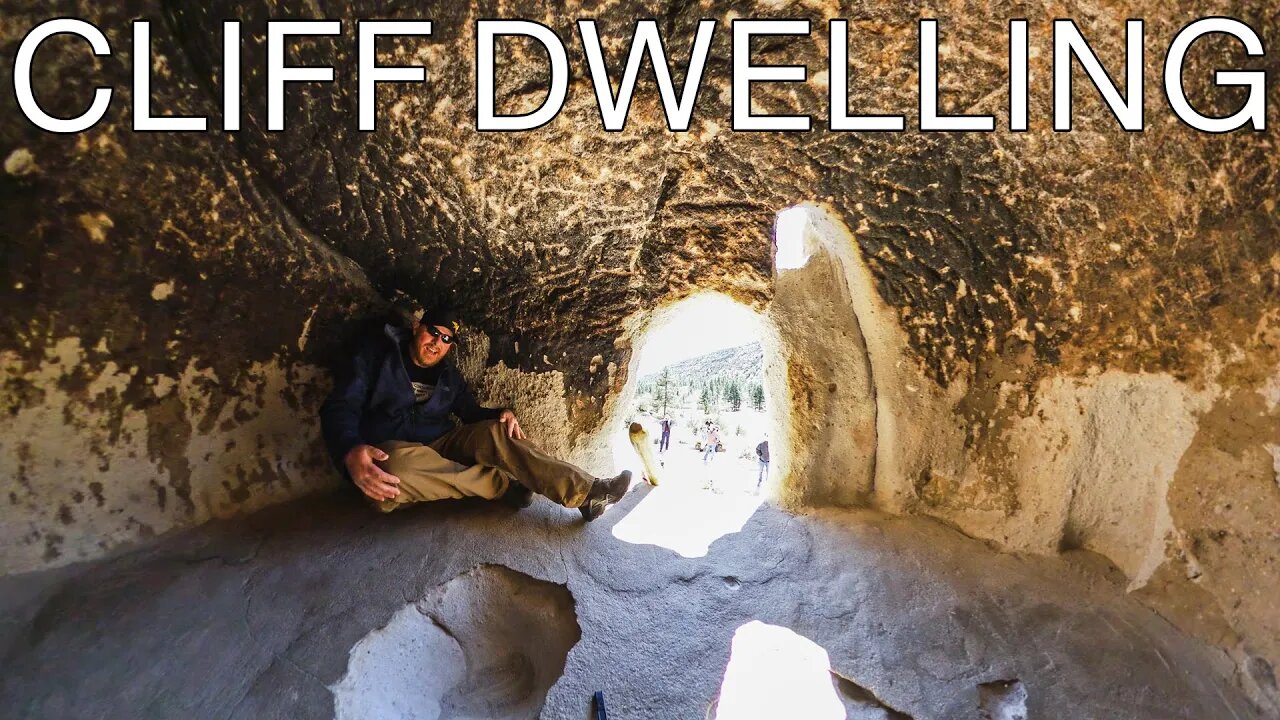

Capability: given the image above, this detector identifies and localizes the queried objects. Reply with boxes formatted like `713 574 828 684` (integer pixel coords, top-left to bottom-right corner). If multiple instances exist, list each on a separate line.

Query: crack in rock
832 670 914 720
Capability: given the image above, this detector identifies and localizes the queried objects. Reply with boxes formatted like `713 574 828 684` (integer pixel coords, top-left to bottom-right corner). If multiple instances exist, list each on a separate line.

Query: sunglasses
425 325 455 345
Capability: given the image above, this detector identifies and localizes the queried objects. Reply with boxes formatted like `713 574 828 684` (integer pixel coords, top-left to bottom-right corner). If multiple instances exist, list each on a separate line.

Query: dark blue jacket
320 323 502 472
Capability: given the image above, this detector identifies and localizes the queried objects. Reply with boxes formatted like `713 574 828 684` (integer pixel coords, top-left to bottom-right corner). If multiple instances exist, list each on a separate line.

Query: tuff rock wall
1 0 1277 709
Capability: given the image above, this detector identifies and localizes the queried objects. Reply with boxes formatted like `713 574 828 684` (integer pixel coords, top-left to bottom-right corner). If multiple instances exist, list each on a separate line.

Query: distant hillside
640 342 763 385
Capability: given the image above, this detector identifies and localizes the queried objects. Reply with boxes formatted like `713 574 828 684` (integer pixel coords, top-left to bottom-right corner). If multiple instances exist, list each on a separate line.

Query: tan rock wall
769 209 878 507
758 205 1279 710
0 2 385 572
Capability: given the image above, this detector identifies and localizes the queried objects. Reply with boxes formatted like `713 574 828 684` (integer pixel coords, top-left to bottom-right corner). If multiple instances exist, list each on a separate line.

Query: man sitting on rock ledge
320 307 631 520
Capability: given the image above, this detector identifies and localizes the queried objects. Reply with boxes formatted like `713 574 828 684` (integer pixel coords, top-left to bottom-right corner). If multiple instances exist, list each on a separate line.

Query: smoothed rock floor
0 486 1262 719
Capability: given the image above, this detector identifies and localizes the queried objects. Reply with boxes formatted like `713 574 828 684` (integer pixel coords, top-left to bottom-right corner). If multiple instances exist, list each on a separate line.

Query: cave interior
1 2 1278 719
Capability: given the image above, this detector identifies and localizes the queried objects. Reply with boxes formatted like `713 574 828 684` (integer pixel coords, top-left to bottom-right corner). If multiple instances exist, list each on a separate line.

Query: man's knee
378 455 415 479
375 446 413 477
445 420 510 454
480 419 510 442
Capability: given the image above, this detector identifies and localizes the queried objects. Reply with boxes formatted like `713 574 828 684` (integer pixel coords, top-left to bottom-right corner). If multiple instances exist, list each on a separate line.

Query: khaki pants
372 420 595 513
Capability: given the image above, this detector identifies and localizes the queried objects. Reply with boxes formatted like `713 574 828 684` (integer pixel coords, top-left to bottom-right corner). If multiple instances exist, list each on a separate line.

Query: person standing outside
755 435 770 492
658 415 673 453
702 425 721 464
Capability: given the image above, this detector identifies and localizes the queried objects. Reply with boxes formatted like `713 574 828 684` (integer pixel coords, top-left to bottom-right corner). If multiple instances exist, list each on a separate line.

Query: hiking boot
580 470 632 522
500 482 534 509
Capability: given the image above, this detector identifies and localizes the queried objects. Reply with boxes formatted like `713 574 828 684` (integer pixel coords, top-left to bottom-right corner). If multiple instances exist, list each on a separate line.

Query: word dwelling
12 16 1269 134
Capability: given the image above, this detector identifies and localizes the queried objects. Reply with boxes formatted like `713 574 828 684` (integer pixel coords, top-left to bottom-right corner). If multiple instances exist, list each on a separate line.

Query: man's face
411 322 453 367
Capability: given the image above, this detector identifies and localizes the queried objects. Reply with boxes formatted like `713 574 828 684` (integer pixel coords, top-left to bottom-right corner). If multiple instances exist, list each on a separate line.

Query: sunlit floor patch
712 621 847 720
610 484 764 558
711 622 911 720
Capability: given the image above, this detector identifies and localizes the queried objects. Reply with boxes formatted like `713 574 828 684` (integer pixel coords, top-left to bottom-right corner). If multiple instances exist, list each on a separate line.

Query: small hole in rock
978 678 1028 720
331 565 579 720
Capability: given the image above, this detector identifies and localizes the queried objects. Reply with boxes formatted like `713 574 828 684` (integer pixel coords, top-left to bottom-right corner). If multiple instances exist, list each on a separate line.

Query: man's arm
320 345 375 467
320 344 403 501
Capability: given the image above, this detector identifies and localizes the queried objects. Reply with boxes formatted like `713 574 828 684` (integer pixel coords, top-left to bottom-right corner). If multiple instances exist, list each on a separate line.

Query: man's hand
499 409 526 440
345 444 401 502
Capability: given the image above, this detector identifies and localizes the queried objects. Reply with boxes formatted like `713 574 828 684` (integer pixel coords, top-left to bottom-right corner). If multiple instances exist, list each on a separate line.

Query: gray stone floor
0 485 1263 719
